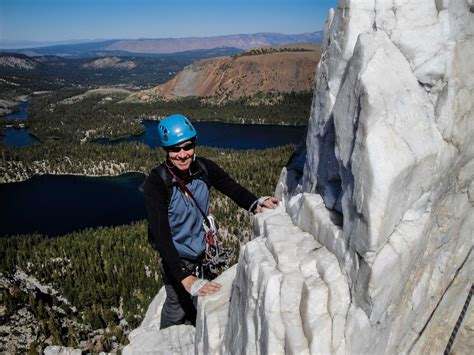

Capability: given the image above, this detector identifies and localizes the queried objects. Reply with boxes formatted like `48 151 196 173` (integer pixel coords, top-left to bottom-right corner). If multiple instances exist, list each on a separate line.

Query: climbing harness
166 165 233 280
201 213 233 279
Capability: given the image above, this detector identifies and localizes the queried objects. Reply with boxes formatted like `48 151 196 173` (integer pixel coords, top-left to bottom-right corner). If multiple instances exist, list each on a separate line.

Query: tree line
18 90 311 143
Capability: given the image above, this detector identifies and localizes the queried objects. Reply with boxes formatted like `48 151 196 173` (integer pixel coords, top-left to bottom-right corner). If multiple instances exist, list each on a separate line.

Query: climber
143 114 278 329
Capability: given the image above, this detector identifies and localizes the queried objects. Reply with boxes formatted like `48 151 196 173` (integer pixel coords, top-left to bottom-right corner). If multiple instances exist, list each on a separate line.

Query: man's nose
177 149 188 158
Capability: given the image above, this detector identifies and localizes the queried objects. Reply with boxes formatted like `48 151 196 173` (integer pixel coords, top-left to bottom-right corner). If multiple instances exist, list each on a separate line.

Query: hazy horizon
0 0 337 43
0 30 324 49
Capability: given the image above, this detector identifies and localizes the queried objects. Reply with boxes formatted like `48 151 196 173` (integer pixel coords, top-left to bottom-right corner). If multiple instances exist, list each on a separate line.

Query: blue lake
5 101 31 121
3 127 39 147
0 173 146 237
96 120 307 150
2 101 38 147
1 117 305 236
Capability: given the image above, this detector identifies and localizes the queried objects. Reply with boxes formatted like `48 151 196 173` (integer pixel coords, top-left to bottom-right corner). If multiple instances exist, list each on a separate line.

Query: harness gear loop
165 165 233 278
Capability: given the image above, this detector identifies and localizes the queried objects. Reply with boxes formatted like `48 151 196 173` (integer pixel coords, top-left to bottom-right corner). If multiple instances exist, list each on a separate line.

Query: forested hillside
0 48 243 100
0 39 312 353
0 144 294 353
1 89 311 144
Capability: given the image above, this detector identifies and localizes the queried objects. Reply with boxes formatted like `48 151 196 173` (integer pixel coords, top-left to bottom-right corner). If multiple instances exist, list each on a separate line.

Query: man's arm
199 157 259 211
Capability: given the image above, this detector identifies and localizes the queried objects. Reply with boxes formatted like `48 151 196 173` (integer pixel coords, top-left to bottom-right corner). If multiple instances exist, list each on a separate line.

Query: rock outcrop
0 54 37 70
124 0 473 353
82 57 137 70
0 99 16 116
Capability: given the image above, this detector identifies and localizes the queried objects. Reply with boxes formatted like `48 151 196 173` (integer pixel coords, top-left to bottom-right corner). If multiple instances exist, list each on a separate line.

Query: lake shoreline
95 120 306 150
90 117 306 144
139 116 307 127
0 160 146 184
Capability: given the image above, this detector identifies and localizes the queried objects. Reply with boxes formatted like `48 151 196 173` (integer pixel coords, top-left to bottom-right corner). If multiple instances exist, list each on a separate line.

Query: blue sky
0 0 337 42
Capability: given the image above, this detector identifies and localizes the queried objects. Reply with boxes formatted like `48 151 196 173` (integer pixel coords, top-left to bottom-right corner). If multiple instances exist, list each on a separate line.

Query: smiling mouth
175 158 190 166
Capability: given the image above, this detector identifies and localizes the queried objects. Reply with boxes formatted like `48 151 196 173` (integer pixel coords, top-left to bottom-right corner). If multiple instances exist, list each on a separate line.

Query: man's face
166 140 196 171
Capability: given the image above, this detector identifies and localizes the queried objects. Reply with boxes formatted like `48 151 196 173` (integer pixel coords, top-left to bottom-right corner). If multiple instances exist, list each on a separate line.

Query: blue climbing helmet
158 114 197 147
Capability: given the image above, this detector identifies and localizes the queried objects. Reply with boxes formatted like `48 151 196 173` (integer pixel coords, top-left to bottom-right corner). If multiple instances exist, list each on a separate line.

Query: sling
165 165 232 279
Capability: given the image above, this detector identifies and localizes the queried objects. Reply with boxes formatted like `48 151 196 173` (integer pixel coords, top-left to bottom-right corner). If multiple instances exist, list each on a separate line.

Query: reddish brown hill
128 44 320 104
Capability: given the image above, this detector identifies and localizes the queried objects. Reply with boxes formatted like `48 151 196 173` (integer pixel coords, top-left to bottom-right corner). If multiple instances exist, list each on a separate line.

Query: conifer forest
1 85 304 352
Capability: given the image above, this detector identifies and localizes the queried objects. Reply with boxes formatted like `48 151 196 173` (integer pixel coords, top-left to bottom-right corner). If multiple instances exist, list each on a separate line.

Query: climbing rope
444 283 473 355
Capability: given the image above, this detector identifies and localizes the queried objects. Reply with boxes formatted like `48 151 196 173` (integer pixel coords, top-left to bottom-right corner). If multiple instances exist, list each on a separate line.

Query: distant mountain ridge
0 39 108 49
0 48 245 92
108 32 323 54
2 31 323 57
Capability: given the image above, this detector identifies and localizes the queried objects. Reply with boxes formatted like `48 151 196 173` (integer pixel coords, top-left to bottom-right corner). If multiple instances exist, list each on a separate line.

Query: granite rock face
277 0 473 352
125 0 473 353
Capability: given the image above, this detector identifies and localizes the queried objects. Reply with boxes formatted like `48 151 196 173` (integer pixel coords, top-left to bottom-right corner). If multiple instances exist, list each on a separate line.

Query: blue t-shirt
167 178 209 259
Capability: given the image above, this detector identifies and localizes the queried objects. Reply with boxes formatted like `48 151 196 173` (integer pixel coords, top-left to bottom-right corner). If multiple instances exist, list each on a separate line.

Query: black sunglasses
166 142 196 153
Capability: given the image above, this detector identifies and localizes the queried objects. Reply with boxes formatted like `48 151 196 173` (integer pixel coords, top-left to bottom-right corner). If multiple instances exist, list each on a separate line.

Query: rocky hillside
0 53 37 70
0 99 16 116
82 57 137 70
128 44 321 104
0 49 240 96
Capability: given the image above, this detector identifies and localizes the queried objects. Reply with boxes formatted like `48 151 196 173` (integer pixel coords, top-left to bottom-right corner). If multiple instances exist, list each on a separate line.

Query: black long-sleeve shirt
143 157 258 283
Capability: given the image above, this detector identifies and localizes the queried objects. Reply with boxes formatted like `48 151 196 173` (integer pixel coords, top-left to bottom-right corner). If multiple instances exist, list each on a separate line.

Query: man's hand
255 196 279 213
182 275 221 296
